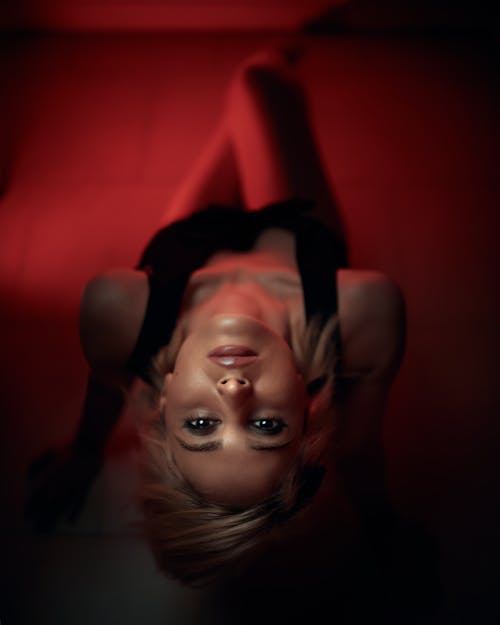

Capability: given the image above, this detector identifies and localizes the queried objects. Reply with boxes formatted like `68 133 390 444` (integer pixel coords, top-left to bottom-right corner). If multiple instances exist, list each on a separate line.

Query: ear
158 393 167 436
159 394 166 412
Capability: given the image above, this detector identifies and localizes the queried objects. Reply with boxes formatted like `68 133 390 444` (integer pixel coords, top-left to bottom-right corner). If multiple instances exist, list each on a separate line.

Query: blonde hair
138 313 340 587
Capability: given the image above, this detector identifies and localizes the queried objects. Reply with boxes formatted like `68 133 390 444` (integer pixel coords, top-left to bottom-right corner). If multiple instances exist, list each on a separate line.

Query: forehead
170 441 297 506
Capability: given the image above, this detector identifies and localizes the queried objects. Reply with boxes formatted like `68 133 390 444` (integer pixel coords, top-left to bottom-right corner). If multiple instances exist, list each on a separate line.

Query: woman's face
162 314 308 507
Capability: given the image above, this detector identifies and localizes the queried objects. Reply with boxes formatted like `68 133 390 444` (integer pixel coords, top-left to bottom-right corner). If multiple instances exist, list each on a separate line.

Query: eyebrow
174 436 292 453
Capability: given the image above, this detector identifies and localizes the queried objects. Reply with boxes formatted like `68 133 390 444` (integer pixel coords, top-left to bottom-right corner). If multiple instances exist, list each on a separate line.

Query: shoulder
79 269 149 379
337 269 406 380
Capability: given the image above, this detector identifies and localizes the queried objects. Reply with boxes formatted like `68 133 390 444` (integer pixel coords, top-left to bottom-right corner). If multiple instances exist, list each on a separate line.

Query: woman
25 49 406 587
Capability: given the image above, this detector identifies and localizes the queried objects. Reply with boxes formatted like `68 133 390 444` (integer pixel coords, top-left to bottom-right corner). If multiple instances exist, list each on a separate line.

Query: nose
216 376 252 398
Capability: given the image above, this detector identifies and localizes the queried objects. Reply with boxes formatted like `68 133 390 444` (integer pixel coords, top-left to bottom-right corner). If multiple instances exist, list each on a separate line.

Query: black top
126 198 348 385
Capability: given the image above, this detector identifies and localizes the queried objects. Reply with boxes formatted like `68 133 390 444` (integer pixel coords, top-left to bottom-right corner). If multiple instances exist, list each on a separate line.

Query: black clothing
126 198 347 385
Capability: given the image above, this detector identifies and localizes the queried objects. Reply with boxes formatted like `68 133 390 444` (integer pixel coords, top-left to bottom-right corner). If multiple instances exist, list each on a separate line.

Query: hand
24 444 104 533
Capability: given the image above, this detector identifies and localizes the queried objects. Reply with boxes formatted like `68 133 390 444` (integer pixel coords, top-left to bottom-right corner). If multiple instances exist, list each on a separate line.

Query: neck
182 281 290 340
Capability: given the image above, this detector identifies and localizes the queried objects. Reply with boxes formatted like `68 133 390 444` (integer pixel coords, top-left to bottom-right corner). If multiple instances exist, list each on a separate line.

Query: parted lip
208 345 258 368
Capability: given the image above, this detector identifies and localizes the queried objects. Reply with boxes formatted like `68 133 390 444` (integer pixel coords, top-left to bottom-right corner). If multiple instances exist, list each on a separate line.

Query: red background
1 1 499 623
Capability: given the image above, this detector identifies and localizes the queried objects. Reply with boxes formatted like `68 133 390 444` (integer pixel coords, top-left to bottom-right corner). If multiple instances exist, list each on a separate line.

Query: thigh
159 121 242 228
226 59 345 239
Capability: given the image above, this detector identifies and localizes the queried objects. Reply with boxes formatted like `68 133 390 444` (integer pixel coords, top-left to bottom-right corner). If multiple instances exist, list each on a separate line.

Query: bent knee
228 57 304 109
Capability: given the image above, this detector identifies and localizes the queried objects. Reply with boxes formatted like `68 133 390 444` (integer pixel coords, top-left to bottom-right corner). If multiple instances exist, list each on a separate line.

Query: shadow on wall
204 496 443 625
303 0 498 35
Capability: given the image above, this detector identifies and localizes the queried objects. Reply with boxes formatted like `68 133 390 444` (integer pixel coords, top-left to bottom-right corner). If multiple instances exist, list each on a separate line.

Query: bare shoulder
337 269 406 381
79 268 149 380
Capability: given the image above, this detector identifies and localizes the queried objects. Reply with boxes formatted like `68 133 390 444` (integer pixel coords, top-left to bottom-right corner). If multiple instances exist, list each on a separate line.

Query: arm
333 276 441 606
334 270 406 514
75 268 150 456
334 375 397 515
71 371 133 460
25 269 149 531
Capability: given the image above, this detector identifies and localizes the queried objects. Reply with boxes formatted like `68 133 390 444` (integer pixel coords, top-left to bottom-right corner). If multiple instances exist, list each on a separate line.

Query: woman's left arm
24 269 149 532
334 270 406 511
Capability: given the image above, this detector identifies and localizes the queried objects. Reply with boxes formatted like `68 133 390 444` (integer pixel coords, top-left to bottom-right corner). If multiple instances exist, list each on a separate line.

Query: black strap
126 199 347 383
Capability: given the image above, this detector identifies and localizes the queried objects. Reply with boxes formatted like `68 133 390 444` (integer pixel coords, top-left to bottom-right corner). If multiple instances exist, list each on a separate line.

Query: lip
208 345 258 368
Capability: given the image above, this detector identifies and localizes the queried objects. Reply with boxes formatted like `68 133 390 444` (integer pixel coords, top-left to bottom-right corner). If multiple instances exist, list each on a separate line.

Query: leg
225 52 345 237
159 120 242 227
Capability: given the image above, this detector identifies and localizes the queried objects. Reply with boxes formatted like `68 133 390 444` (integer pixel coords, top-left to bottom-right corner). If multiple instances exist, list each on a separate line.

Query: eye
250 418 287 436
183 417 220 435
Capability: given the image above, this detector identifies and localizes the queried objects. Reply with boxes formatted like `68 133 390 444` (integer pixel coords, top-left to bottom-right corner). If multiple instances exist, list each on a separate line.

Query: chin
202 313 284 343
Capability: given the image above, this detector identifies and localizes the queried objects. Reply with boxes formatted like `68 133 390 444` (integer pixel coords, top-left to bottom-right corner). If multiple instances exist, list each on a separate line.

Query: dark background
1 1 499 623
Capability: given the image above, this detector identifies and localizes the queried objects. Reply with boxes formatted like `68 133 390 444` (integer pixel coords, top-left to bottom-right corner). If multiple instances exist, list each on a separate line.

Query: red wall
1 32 499 624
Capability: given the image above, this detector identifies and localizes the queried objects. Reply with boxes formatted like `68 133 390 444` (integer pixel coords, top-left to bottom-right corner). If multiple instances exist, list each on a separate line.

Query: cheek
277 367 307 403
165 363 206 404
